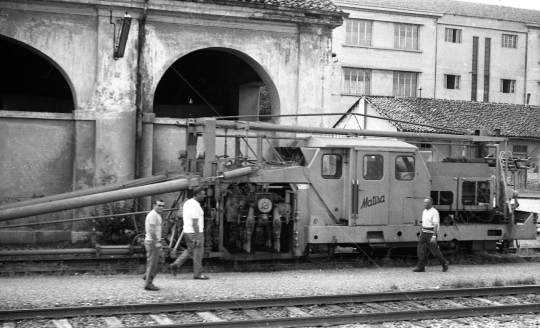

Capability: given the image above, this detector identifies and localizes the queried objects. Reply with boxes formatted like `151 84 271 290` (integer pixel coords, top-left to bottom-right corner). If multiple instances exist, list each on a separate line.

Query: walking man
170 188 210 280
143 199 165 291
413 197 449 272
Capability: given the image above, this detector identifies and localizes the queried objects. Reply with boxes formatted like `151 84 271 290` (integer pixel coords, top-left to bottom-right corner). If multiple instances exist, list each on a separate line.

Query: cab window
363 155 383 180
431 191 454 205
322 154 342 179
395 156 415 180
462 181 490 205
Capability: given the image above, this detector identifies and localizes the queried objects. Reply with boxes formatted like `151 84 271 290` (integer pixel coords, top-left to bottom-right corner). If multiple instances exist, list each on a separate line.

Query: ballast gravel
3 262 540 310
2 262 540 327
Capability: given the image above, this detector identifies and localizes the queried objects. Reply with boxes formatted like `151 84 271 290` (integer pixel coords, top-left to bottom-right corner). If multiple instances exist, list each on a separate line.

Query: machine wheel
305 244 334 263
132 234 145 248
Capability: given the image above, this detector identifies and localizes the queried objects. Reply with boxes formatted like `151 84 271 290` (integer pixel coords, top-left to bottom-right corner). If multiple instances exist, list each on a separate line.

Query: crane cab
300 137 430 253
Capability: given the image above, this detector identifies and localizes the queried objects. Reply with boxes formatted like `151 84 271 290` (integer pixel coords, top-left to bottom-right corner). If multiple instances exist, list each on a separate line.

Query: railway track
2 286 540 327
2 251 539 276
0 255 147 275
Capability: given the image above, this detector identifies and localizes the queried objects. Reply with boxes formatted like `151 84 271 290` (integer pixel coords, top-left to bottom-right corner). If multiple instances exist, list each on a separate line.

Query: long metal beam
0 167 258 222
216 112 467 134
0 178 197 222
210 120 507 143
0 173 170 211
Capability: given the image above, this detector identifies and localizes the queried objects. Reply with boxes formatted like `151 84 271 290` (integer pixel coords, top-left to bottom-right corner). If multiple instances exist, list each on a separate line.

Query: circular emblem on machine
257 198 273 213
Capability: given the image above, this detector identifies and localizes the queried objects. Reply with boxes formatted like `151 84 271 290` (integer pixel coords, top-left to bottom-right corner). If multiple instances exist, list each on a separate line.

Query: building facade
331 0 540 113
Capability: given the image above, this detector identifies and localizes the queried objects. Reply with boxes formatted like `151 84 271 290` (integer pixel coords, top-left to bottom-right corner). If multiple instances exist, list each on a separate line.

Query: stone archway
0 35 75 113
153 47 280 121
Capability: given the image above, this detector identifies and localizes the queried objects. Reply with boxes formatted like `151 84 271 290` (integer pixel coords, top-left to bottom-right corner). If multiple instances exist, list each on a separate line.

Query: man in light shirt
170 188 209 279
413 197 449 273
144 199 165 290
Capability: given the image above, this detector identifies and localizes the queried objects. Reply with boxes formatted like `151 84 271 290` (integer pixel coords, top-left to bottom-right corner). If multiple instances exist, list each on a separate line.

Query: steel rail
125 303 540 327
2 285 540 320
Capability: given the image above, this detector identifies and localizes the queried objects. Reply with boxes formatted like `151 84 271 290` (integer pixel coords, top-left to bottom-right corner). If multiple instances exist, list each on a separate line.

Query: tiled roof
193 0 343 13
364 96 540 139
337 0 540 25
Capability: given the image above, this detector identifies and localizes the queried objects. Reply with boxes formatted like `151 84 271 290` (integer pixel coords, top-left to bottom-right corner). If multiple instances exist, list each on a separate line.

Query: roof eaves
335 2 442 18
178 0 345 16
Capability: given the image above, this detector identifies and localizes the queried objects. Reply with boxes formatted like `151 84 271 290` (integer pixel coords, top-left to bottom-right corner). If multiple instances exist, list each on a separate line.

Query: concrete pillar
72 110 97 231
140 112 155 211
296 25 333 127
92 10 138 185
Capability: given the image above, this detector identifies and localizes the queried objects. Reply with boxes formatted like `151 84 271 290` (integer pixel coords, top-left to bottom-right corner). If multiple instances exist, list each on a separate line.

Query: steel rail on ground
2 285 540 321
124 303 540 327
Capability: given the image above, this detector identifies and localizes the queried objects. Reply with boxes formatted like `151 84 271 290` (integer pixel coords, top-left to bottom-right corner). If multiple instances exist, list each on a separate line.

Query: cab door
355 150 389 225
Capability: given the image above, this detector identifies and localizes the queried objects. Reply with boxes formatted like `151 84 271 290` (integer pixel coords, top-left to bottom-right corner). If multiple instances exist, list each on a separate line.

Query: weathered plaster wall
0 114 75 228
0 117 74 201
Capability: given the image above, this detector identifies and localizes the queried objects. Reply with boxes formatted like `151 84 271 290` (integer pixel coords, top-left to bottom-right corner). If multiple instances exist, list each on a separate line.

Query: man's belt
422 227 434 231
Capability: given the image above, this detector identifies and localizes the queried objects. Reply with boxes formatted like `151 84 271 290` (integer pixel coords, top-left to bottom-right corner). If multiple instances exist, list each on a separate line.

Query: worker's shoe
170 264 178 277
442 261 450 272
144 285 160 291
412 267 425 272
194 275 210 280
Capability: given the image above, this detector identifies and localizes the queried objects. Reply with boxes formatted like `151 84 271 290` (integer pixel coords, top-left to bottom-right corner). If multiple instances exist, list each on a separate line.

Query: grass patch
507 276 537 286
445 276 538 290
492 278 505 286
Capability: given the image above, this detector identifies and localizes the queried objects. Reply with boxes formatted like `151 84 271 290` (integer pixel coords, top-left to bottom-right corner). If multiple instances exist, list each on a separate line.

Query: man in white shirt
170 188 209 279
144 199 165 290
413 197 449 272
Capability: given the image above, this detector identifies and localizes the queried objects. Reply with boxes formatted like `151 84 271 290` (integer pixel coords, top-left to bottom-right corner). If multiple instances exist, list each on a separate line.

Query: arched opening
153 48 278 121
0 36 74 113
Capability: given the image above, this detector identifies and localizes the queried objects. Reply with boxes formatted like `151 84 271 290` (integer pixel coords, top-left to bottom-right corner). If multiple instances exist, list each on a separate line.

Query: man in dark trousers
170 188 210 279
413 197 449 272
143 199 165 290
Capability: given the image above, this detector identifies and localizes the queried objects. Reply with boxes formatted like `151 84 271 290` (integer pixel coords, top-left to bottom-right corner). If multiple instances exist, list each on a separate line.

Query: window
462 181 490 205
462 181 476 205
322 154 342 179
513 145 528 156
477 182 490 204
419 143 432 149
363 155 383 180
345 19 372 46
395 156 415 180
445 28 462 43
393 71 418 97
394 24 419 50
500 79 515 93
502 34 517 48
431 191 454 206
445 75 461 89
343 68 371 95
